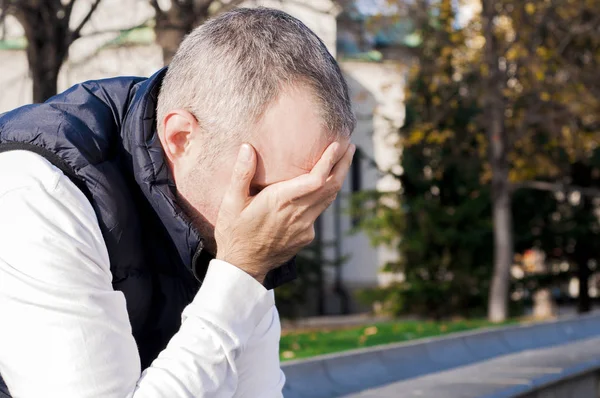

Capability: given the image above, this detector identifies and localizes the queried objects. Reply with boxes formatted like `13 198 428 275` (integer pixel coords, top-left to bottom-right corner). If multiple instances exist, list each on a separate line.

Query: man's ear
160 109 200 163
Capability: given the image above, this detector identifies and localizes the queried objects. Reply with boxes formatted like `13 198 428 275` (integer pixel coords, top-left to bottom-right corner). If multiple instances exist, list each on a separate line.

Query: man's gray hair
157 7 355 146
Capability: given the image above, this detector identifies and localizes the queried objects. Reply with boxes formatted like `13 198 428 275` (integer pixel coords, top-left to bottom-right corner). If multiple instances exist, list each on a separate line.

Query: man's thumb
229 143 256 203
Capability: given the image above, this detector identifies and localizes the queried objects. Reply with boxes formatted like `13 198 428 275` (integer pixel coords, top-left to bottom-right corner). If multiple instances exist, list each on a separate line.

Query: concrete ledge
344 334 600 397
480 359 600 398
282 312 600 398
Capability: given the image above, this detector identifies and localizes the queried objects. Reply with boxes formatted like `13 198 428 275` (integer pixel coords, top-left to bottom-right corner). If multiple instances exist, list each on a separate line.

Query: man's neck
175 192 218 256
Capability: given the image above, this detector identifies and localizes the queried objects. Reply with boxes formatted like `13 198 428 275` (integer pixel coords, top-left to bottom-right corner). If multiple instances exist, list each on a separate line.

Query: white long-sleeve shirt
0 150 285 398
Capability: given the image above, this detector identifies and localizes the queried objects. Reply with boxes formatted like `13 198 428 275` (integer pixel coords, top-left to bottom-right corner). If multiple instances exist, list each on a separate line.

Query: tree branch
70 0 102 43
63 0 76 21
212 0 246 15
512 180 600 198
149 0 161 14
557 15 600 55
0 0 9 40
276 0 339 15
84 18 152 39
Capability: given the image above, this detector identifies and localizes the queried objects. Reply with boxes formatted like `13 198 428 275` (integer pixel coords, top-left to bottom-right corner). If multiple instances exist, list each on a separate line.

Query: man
0 7 355 398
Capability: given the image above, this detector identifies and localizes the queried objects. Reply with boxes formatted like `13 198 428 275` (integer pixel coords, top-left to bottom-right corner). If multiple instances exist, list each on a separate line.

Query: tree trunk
482 0 513 323
488 168 513 322
30 54 61 103
153 1 200 65
577 260 591 313
314 215 326 316
570 164 594 315
333 195 350 314
17 6 70 103
155 24 190 65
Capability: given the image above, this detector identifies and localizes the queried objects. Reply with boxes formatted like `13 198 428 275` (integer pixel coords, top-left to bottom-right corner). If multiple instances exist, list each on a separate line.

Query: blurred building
0 0 411 315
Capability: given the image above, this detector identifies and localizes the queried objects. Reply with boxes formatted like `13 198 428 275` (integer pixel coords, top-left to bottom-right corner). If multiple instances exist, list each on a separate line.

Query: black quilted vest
0 68 295 396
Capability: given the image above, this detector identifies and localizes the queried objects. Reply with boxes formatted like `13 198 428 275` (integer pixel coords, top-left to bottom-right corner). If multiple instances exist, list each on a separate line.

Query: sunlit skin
159 85 350 255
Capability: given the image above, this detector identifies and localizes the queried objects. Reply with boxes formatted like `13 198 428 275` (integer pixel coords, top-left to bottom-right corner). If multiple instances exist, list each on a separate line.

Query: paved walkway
342 335 600 397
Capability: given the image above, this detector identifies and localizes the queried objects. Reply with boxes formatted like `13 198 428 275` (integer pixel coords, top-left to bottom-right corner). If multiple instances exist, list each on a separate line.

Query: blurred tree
0 0 102 102
354 0 495 320
0 0 244 100
481 0 513 323
275 241 324 319
513 155 600 314
354 140 495 319
355 0 600 321
151 0 345 64
491 0 600 316
422 0 600 320
0 0 341 101
275 226 343 319
150 0 245 65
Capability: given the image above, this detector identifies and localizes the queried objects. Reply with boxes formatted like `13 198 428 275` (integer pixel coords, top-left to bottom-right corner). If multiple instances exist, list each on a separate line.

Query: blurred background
1 0 600 361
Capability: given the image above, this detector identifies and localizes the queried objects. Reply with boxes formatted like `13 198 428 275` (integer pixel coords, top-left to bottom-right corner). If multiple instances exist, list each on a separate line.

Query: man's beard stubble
176 190 219 256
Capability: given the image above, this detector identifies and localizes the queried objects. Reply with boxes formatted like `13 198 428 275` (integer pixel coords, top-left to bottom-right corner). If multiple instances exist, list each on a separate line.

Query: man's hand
215 141 356 283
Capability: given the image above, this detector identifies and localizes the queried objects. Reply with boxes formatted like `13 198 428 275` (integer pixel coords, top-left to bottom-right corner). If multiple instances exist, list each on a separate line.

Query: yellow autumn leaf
525 3 536 15
364 326 378 336
426 129 454 144
450 32 462 43
407 130 425 145
480 64 489 77
506 46 520 61
535 70 545 81
282 351 295 359
540 92 551 101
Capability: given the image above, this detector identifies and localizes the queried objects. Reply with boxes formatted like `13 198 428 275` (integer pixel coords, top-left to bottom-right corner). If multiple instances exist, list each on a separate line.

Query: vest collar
121 68 205 280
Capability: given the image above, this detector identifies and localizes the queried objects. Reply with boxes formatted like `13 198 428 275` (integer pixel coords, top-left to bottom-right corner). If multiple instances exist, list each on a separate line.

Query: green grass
280 318 518 361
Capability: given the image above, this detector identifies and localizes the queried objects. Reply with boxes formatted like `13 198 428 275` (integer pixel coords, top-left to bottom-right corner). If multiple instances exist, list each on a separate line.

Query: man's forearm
130 260 278 398
0 152 283 398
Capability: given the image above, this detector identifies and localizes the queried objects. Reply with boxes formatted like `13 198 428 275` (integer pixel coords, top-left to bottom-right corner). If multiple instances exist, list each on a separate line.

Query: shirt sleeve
233 292 286 398
0 151 284 398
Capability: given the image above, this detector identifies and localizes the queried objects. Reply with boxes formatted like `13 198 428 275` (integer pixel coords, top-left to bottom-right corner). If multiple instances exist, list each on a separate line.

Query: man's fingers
277 141 348 201
223 143 257 214
328 143 356 192
304 144 356 218
309 141 342 184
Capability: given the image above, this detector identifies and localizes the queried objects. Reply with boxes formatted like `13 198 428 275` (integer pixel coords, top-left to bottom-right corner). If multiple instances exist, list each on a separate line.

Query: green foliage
275 238 342 319
352 0 494 319
512 155 600 303
352 0 600 318
275 244 323 320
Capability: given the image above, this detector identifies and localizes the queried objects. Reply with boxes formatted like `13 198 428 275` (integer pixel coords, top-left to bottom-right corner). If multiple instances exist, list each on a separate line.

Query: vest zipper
191 239 205 283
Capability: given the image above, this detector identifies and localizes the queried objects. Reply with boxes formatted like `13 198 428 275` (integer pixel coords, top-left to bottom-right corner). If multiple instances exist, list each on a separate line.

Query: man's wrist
216 253 266 284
